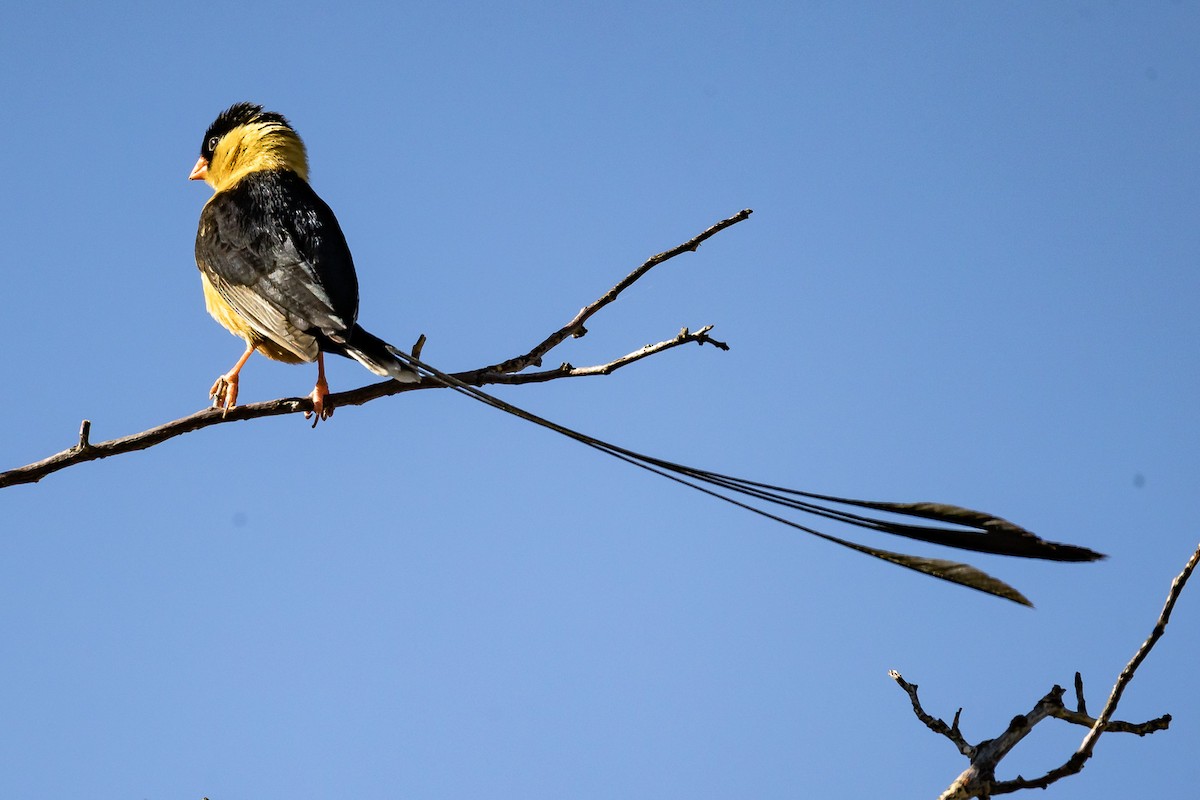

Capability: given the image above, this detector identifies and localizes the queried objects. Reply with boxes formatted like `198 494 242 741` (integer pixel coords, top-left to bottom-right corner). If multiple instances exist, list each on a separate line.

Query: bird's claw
209 373 239 416
305 381 334 426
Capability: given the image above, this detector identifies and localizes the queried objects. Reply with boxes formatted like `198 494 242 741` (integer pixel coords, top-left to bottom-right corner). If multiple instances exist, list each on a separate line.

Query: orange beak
189 156 209 181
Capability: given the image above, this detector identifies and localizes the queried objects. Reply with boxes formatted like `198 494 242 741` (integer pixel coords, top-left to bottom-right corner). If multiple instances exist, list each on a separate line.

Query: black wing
195 169 360 360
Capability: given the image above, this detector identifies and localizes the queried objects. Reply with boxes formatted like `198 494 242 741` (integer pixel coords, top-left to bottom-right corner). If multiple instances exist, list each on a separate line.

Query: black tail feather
378 350 1104 605
334 325 420 383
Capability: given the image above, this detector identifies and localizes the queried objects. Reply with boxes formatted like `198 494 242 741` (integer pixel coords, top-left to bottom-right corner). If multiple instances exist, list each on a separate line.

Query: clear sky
1 2 1197 798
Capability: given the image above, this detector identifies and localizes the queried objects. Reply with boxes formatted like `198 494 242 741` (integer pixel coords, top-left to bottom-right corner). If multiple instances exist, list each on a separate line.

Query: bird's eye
207 136 220 153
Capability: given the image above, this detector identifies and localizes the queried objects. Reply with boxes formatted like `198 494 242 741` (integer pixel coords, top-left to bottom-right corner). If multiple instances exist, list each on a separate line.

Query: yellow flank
200 269 252 338
203 122 309 193
199 271 308 364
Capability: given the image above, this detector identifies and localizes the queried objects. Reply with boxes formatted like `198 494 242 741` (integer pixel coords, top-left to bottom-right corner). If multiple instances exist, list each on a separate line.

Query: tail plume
383 349 1105 606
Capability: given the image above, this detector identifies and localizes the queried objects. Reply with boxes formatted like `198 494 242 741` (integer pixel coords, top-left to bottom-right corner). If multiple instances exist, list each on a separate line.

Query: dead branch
890 540 1199 798
483 208 751 375
0 210 751 489
888 673 974 758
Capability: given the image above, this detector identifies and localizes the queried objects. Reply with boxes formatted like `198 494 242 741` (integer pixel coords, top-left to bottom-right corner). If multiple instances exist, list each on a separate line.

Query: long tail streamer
395 353 1104 606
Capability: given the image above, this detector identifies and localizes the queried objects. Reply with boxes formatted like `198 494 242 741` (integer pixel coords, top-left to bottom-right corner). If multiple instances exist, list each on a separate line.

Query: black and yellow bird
189 102 1104 605
190 102 418 420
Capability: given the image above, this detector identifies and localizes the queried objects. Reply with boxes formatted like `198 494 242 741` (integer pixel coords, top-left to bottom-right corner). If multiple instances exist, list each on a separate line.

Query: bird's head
189 102 309 191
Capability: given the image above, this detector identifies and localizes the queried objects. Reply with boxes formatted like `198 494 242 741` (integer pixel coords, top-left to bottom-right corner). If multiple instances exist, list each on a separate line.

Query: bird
189 102 1104 605
190 102 418 421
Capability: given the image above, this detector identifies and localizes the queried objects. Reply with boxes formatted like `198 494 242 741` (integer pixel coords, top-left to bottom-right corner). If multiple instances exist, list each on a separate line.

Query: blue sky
1 2 1197 797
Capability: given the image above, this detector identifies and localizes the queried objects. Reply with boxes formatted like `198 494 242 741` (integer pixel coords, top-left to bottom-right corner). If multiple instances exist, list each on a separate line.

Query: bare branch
892 540 1198 798
887 671 974 758
938 688 1065 800
993 539 1198 794
1073 671 1088 717
1077 540 1198 751
484 209 752 375
1044 672 1170 737
463 325 728 386
1045 702 1171 737
1 212 751 489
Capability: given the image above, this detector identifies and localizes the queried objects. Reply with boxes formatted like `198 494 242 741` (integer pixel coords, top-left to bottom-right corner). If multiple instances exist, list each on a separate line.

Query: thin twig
484 209 752 375
887 671 974 757
462 326 728 385
1079 541 1198 750
1046 703 1170 736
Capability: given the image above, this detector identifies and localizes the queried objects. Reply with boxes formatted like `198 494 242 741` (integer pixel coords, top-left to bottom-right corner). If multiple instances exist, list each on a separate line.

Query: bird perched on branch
190 102 418 420
188 102 1104 605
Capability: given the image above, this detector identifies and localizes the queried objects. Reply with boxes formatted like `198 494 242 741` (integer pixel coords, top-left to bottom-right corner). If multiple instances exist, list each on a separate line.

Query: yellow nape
203 121 309 192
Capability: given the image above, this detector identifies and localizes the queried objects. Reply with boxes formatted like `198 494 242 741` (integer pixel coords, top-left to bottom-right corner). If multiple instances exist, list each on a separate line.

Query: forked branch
1 206 1107 610
0 211 751 489
891 540 1198 798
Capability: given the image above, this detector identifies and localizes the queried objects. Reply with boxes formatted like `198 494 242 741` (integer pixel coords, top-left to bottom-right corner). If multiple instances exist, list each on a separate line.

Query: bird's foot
305 378 333 426
209 372 239 416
